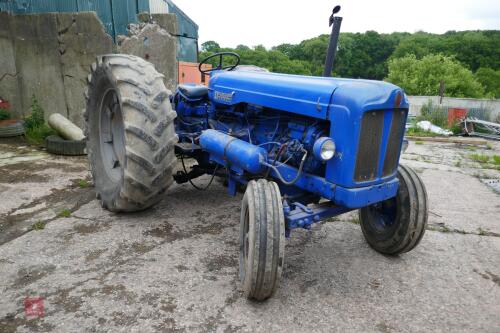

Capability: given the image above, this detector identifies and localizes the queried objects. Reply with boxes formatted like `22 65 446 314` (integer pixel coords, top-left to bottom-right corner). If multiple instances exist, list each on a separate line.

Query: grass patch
493 155 500 166
486 144 493 150
406 126 441 137
25 125 55 145
58 208 72 218
415 141 424 145
349 216 360 225
23 96 56 145
77 179 91 188
31 221 46 230
454 160 462 168
469 153 490 164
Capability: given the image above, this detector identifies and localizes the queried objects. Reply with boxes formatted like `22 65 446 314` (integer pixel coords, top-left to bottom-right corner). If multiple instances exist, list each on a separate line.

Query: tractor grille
382 109 408 177
354 109 408 182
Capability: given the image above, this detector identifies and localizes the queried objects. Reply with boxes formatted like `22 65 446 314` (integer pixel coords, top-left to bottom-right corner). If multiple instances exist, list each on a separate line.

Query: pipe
323 6 343 77
199 129 267 174
48 113 85 141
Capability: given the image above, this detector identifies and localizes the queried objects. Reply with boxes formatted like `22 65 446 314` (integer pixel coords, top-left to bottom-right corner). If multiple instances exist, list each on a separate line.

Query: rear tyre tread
86 54 178 212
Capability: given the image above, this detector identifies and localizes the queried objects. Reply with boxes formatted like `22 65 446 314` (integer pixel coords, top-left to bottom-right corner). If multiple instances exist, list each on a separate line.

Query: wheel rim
365 197 398 233
99 89 125 184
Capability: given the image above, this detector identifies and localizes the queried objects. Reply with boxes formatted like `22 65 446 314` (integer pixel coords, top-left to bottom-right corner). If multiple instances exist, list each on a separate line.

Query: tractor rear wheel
240 179 285 301
359 165 428 255
85 54 178 212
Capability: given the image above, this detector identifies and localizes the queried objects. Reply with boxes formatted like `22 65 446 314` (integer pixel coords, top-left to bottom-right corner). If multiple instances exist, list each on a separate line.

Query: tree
201 41 220 53
386 54 485 98
475 68 500 98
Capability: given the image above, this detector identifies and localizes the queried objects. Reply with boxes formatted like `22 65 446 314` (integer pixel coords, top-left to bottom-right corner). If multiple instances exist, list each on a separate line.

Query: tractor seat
178 84 209 99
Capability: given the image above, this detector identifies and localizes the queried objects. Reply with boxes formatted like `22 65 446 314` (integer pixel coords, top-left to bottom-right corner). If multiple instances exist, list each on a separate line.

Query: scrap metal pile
462 118 500 141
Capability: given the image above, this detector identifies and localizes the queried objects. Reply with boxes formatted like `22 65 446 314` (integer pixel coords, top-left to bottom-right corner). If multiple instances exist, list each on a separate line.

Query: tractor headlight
313 137 336 161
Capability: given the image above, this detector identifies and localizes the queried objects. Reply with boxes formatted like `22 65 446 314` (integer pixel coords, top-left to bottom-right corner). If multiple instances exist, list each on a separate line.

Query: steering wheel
199 52 241 75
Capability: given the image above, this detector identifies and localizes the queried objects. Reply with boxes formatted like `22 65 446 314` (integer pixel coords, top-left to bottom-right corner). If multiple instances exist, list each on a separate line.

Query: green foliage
419 100 449 128
23 96 55 145
201 40 221 53
200 45 312 75
24 96 45 130
415 141 424 145
386 54 485 98
58 209 72 218
493 155 500 166
406 127 440 137
392 31 500 73
469 153 490 164
31 221 46 231
475 68 500 98
0 108 11 121
77 179 90 188
201 30 499 98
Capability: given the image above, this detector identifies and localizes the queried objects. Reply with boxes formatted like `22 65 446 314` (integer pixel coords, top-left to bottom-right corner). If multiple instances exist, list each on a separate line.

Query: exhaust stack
323 5 343 77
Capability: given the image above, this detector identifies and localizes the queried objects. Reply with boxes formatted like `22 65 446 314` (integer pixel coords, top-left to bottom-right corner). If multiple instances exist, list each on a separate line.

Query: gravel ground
0 137 499 333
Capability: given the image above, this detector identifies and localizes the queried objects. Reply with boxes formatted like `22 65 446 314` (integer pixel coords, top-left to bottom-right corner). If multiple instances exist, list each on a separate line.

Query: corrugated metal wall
149 0 168 14
0 0 199 62
165 0 198 63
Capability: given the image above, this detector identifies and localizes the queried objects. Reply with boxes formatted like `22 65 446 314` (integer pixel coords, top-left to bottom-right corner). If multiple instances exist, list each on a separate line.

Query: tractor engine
175 90 329 179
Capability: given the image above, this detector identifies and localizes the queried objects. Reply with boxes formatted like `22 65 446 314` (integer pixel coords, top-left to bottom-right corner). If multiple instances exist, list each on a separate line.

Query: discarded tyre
45 135 86 156
85 54 178 212
359 165 428 255
0 120 25 138
240 179 285 301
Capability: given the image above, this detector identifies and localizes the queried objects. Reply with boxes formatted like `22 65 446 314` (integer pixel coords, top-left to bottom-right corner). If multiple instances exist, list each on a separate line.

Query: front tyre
359 165 428 255
240 179 285 301
85 54 178 212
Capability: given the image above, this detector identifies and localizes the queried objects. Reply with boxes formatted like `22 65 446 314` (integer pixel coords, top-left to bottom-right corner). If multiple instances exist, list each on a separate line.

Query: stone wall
0 12 178 128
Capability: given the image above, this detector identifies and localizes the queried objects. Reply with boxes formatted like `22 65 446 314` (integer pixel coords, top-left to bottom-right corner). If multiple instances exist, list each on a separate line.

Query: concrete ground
0 137 499 333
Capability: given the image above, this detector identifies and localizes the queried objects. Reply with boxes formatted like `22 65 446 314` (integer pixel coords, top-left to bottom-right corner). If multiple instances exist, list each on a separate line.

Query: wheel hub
99 89 125 183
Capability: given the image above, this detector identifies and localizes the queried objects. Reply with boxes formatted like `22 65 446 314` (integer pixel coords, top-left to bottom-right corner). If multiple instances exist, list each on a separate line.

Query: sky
172 0 500 48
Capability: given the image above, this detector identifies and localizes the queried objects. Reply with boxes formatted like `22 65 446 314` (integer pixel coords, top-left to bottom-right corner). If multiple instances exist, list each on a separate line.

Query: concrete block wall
408 96 500 123
0 12 178 128
118 13 179 93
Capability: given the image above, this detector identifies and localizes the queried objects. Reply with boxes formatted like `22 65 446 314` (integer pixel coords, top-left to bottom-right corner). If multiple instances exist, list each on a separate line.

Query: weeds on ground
349 216 360 225
477 228 490 236
493 155 500 166
486 144 493 150
24 96 55 145
454 160 462 168
415 141 424 145
406 126 440 137
419 101 448 128
77 179 90 188
58 208 72 218
31 221 46 230
469 154 490 164
0 108 11 121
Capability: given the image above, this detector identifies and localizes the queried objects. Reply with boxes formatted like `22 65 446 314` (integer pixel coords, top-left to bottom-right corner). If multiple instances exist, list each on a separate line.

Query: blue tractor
85 7 427 301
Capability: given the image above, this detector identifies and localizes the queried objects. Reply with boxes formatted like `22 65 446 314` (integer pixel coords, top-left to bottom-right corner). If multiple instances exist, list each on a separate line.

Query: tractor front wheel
359 165 428 255
240 179 285 301
85 54 178 212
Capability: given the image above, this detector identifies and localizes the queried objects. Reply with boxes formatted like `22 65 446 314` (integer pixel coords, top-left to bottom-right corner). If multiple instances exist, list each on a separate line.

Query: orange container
178 61 211 86
447 108 468 126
